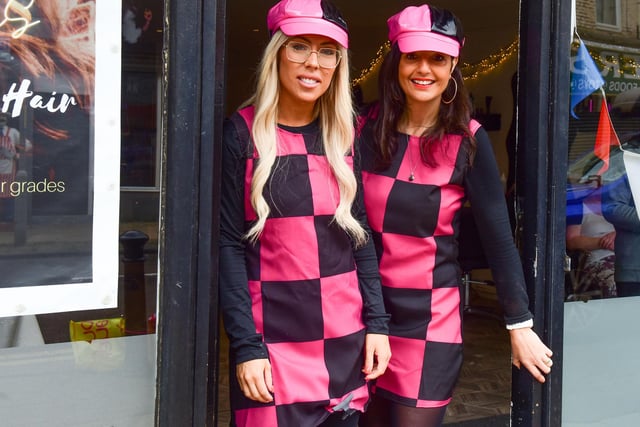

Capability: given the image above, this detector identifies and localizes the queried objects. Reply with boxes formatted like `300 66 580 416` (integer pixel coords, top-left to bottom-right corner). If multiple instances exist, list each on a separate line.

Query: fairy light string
352 38 640 86
352 41 390 87
352 38 519 87
588 51 640 78
461 39 519 81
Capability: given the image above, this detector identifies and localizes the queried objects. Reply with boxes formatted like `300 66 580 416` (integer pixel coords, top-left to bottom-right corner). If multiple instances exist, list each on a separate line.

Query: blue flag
570 40 605 118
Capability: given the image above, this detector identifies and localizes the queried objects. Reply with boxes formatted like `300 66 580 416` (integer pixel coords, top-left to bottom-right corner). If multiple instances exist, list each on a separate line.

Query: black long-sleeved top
219 114 390 364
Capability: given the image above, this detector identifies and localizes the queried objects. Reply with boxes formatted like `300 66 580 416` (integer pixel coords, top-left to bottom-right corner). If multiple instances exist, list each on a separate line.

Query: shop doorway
219 1 521 425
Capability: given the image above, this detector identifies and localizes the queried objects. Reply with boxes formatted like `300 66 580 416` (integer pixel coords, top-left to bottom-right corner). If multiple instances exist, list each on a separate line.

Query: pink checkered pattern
229 107 368 426
360 123 479 407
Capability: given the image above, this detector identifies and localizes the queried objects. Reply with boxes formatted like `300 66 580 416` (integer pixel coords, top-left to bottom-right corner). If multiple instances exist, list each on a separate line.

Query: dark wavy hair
373 43 476 169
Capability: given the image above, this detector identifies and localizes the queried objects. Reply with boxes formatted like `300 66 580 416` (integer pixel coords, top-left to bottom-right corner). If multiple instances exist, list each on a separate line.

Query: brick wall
576 0 640 47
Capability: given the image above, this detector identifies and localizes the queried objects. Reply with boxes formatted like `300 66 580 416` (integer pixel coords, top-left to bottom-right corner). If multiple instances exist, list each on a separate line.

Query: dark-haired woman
358 5 552 427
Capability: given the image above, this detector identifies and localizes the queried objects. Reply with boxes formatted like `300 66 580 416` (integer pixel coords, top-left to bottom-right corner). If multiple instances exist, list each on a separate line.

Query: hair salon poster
0 0 121 317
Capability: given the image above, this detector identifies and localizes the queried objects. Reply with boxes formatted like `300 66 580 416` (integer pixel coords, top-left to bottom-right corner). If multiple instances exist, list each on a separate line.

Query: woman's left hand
509 327 553 383
362 333 391 380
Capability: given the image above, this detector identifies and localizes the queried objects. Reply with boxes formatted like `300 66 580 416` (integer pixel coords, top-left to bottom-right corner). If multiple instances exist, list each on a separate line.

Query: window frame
155 0 225 426
595 0 621 30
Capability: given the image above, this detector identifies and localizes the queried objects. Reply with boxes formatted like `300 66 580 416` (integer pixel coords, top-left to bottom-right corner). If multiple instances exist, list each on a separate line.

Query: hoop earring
441 77 458 105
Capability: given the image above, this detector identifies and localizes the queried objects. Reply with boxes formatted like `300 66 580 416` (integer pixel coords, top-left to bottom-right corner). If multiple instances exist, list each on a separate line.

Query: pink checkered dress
358 116 532 408
224 106 372 427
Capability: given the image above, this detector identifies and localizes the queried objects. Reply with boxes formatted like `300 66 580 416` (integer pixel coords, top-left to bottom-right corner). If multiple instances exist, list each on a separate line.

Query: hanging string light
587 50 640 79
351 41 390 87
352 38 519 87
461 39 519 81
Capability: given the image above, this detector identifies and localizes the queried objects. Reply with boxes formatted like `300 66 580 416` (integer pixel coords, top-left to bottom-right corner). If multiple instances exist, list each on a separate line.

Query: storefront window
0 1 163 424
563 0 640 424
596 0 620 28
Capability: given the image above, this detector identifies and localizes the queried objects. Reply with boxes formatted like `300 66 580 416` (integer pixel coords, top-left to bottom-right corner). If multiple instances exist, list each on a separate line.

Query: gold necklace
400 117 436 136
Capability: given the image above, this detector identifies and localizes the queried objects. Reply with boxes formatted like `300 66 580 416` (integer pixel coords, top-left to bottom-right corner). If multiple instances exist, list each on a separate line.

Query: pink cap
267 0 349 48
387 5 463 57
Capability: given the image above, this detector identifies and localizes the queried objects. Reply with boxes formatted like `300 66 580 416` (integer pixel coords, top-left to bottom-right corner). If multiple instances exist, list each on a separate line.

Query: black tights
359 395 447 427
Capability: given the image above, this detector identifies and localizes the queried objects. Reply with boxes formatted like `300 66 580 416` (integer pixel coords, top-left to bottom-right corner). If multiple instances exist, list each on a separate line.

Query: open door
219 1 561 426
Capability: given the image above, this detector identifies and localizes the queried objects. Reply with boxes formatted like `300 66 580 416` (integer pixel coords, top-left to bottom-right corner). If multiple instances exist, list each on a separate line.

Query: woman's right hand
599 231 616 251
236 358 274 403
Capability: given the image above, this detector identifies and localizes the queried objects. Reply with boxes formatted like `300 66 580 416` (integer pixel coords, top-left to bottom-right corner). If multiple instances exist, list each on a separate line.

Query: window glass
567 10 640 302
0 1 163 425
564 0 640 424
596 0 619 26
121 0 162 189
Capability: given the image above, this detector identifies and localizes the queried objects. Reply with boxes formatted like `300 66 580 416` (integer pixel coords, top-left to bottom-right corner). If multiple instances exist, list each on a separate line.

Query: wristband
506 319 534 330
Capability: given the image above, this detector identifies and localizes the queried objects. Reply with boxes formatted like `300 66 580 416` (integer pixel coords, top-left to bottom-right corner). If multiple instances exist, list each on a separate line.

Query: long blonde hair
243 31 366 247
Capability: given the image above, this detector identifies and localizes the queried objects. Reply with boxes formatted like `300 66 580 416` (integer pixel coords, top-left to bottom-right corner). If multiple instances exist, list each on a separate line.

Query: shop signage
579 41 640 95
0 0 41 39
0 0 122 317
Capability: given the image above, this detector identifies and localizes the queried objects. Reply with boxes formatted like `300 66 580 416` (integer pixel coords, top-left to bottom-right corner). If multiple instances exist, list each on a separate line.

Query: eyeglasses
284 41 342 69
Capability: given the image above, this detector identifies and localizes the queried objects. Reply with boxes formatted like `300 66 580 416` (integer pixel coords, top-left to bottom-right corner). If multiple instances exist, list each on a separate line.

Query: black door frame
155 0 572 425
513 0 571 425
156 0 225 425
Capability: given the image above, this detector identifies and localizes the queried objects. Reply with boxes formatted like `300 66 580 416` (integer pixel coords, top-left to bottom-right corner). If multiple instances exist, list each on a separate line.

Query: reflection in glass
1 1 162 425
568 50 640 298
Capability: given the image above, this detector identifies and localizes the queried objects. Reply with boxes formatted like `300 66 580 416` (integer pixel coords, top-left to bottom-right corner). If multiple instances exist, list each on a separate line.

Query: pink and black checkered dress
358 114 532 408
220 106 389 426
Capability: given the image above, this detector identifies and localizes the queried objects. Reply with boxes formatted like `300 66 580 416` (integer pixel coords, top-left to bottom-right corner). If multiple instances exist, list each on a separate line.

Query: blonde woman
219 1 390 426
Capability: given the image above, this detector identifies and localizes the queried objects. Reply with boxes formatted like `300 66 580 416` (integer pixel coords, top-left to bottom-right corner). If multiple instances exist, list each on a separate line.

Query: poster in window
0 0 121 316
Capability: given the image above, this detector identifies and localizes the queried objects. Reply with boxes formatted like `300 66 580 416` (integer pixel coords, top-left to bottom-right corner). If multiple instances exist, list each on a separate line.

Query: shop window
595 0 620 28
564 0 640 423
0 1 163 425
